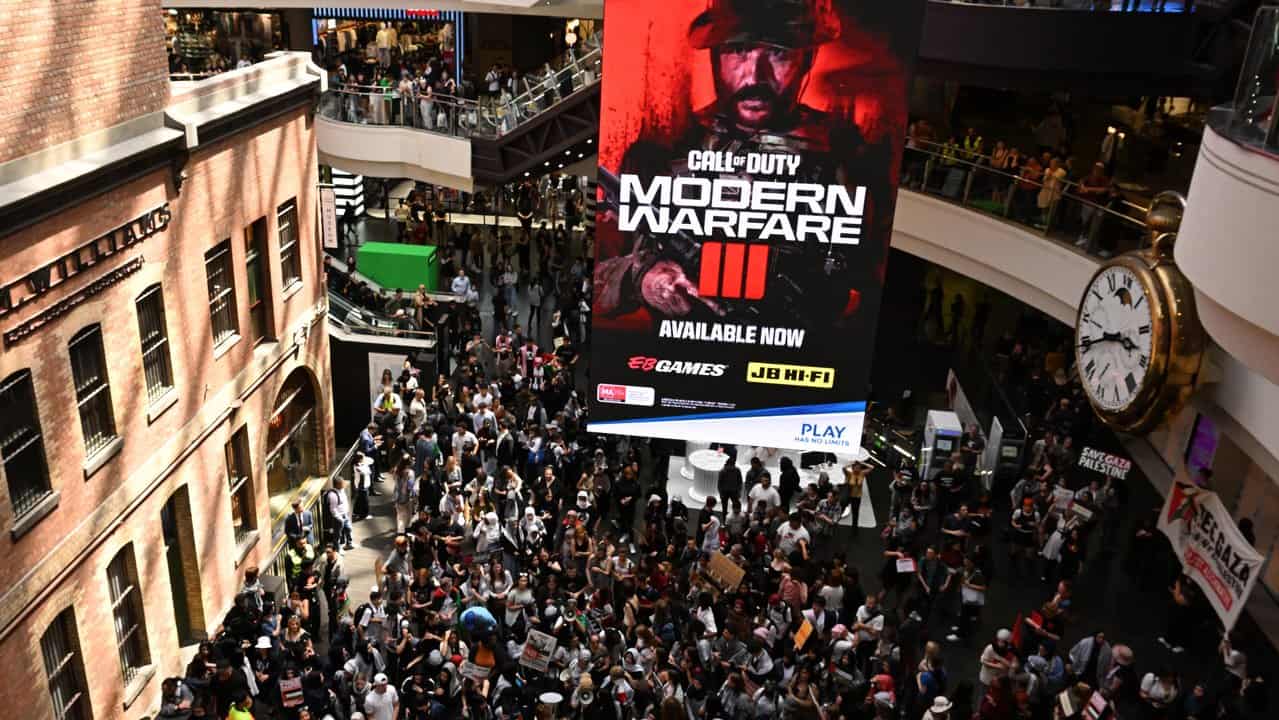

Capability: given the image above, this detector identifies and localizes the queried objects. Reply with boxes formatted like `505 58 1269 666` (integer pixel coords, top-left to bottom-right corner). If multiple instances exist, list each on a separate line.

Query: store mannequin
376 22 392 67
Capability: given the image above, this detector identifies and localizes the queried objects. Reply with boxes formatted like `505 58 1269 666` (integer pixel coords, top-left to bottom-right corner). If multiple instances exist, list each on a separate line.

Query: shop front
313 8 465 80
164 9 284 77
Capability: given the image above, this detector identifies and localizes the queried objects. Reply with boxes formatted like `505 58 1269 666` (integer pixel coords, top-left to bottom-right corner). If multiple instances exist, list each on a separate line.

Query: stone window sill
83 437 123 480
145 388 179 425
234 530 261 567
9 491 60 540
212 333 242 360
121 664 156 710
281 279 304 302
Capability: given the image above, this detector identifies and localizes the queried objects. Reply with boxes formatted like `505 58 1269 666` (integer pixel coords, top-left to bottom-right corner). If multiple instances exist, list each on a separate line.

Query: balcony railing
318 32 602 140
902 141 1150 259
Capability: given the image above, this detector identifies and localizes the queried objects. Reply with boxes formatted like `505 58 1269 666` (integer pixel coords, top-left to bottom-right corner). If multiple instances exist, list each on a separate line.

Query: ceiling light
586 139 593 144
578 153 584 158
564 150 572 155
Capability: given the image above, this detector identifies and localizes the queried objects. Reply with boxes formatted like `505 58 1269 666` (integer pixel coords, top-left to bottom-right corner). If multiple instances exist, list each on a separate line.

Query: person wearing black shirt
210 661 250 719
554 339 579 385
614 467 641 531
935 461 967 518
717 457 744 508
941 504 974 552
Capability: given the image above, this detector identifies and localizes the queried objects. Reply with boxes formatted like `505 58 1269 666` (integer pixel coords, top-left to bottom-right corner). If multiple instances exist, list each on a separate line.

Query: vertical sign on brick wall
319 184 339 250
588 0 928 451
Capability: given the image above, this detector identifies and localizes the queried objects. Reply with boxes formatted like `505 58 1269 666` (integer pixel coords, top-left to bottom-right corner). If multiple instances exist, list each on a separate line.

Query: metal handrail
901 144 1148 257
327 290 443 343
476 45 604 137
909 137 1150 215
319 43 604 140
320 85 482 138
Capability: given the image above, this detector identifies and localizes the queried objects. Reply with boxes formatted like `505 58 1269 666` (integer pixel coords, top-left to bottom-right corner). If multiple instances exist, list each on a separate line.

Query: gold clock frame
1074 231 1206 435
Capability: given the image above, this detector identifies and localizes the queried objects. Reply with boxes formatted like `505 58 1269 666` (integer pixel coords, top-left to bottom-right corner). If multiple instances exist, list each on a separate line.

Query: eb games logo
627 356 727 377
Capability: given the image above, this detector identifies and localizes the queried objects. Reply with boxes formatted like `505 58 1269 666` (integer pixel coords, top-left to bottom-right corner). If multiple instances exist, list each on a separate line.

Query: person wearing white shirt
450 268 472 298
748 474 782 512
700 497 722 553
364 674 399 720
327 477 354 549
472 407 496 435
776 513 810 561
853 595 884 646
451 424 477 459
407 389 427 432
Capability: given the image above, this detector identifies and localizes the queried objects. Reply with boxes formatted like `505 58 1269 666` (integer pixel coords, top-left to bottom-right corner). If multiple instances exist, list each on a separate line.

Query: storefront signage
1158 480 1263 629
1076 447 1132 480
586 0 927 450
4 258 145 346
319 185 339 250
0 204 170 318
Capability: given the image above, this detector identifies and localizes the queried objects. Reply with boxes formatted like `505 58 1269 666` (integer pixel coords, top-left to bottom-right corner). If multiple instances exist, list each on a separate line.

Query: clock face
1077 265 1155 412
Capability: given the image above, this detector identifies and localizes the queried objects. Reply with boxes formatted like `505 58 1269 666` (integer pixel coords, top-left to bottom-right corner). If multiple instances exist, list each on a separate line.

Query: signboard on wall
1158 480 1263 629
587 0 927 451
319 184 339 250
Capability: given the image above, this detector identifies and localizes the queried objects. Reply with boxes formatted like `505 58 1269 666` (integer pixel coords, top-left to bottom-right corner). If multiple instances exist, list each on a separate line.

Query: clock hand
1080 332 1122 349
1117 336 1139 353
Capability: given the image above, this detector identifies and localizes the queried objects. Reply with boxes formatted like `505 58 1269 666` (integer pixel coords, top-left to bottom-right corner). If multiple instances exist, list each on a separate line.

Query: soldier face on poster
589 0 927 450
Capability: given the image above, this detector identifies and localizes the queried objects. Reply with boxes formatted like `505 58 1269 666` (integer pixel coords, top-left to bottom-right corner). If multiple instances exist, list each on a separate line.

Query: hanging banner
319 184 339 250
1158 480 1263 630
588 0 928 450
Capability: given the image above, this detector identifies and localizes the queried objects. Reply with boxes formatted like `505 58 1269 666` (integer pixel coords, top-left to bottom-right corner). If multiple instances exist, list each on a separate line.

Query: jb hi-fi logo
699 242 769 299
628 356 727 377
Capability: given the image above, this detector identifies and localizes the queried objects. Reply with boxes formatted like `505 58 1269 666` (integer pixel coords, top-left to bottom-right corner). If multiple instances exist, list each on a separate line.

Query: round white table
682 448 729 503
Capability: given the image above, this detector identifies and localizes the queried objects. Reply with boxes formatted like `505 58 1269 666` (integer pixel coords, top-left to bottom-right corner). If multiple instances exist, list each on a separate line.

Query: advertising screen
588 0 927 451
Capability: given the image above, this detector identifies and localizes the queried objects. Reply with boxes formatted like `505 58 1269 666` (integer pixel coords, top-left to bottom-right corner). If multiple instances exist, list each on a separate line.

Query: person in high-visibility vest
962 127 984 162
941 137 960 167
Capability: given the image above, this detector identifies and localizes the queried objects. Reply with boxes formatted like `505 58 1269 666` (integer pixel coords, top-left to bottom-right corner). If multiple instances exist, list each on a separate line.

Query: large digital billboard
588 0 927 451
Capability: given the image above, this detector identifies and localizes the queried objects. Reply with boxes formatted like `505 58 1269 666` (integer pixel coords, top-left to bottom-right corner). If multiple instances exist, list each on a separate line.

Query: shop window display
164 9 282 78
315 17 457 83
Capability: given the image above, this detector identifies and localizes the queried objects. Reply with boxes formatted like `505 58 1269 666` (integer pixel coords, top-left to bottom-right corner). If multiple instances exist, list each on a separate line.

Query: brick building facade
0 45 332 720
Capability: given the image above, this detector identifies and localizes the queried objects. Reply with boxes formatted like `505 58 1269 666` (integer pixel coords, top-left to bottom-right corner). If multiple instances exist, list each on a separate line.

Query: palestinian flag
1165 481 1200 526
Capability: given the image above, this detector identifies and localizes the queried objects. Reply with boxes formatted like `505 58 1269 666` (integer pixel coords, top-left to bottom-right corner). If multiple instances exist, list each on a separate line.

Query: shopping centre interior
2 1 1279 719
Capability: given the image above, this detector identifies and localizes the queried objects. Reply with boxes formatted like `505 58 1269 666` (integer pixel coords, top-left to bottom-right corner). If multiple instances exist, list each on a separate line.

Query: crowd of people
324 31 601 137
326 178 593 358
903 117 1133 257
156 270 1270 720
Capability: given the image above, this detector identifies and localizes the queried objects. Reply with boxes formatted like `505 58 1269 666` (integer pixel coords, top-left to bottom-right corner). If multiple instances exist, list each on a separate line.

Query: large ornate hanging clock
1074 192 1206 435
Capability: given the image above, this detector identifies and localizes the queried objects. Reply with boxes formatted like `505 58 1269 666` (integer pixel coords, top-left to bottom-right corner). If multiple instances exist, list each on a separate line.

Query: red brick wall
0 106 332 720
0 1 171 165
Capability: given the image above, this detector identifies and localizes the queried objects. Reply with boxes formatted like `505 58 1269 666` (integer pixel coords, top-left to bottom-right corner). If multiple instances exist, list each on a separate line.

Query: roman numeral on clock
1139 355 1149 368
1085 359 1097 379
1107 274 1117 292
1138 325 1150 334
